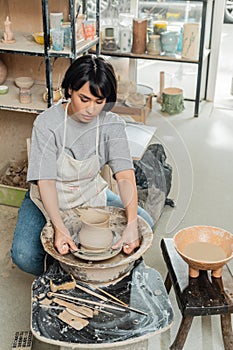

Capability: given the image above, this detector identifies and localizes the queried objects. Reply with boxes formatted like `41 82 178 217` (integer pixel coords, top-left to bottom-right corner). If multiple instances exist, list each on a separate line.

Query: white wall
206 0 225 101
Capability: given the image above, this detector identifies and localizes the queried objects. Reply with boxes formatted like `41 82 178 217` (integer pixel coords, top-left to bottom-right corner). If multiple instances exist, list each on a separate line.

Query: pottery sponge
50 274 75 292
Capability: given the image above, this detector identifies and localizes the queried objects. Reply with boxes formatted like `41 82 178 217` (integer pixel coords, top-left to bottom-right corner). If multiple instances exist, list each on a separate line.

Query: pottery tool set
35 272 148 332
31 260 174 346
48 274 147 316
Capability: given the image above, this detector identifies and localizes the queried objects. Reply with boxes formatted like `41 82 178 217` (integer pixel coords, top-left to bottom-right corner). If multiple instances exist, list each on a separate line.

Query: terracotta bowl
15 77 34 89
174 225 233 278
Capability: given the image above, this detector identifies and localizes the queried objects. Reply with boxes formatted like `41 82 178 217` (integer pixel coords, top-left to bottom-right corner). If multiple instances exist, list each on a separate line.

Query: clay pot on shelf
160 31 180 57
0 60 7 85
15 77 34 89
131 18 147 54
102 27 117 51
43 88 63 102
182 22 200 60
147 34 161 55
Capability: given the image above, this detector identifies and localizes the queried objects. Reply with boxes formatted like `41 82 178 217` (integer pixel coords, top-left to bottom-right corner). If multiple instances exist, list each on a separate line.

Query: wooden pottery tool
157 71 164 104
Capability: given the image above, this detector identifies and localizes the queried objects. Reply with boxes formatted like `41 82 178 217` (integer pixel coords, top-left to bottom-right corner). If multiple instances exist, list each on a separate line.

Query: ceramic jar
0 59 7 85
62 22 71 47
160 31 179 57
43 88 62 102
119 28 131 52
102 27 117 51
146 34 161 55
131 18 147 54
182 23 200 60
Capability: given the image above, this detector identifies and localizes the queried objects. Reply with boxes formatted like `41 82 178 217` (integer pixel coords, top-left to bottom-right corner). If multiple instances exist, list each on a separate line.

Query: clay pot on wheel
78 209 113 252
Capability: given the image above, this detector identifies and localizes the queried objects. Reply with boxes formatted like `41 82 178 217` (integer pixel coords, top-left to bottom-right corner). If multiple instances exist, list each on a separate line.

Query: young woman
11 55 153 276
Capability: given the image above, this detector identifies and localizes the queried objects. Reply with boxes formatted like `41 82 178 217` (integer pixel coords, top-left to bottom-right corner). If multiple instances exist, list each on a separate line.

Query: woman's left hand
112 219 139 254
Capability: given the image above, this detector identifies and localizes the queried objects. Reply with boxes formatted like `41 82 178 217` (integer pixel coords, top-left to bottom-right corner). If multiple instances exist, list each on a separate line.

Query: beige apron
30 101 108 219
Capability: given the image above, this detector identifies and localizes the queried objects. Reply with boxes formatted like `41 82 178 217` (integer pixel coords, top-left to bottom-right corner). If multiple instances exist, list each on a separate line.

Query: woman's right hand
54 226 78 255
37 180 78 255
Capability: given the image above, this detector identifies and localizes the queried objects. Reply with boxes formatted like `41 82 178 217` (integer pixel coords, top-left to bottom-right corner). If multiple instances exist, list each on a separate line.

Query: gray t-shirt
27 102 133 183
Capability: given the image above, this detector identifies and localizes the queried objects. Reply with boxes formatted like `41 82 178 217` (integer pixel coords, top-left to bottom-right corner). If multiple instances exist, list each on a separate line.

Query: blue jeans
11 189 154 276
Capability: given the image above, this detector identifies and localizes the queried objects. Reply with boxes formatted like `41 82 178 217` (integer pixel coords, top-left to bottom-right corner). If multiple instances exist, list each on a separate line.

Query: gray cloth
27 102 133 183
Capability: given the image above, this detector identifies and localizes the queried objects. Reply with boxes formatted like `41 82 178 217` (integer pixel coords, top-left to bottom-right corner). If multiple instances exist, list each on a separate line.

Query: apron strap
62 101 69 153
96 115 99 155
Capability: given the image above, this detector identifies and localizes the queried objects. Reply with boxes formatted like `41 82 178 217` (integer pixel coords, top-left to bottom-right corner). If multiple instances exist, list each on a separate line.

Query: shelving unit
0 0 101 206
0 0 100 114
100 0 214 117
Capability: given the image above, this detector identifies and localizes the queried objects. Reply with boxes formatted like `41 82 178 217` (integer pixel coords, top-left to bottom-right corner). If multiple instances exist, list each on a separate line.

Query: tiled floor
0 24 232 350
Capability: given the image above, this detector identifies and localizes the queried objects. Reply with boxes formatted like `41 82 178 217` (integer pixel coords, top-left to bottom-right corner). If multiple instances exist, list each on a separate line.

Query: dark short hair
62 55 117 111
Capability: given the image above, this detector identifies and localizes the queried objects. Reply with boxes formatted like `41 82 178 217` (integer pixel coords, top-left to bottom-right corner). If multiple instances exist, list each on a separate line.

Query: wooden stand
161 238 233 350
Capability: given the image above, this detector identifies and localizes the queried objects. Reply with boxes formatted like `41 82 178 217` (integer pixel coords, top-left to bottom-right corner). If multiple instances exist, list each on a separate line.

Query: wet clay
183 242 227 262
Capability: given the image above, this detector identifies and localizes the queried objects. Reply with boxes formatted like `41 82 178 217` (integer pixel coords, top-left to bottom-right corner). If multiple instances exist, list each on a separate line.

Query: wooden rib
77 281 128 307
94 286 128 307
48 292 127 312
75 283 108 302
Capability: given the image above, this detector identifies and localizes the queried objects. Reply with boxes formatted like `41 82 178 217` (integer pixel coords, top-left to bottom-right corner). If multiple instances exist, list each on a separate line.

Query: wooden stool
160 238 233 350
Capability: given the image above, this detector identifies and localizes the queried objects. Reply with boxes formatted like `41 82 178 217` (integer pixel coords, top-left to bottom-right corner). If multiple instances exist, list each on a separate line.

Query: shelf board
0 80 48 114
99 47 211 64
100 49 200 64
48 37 99 58
0 31 44 56
0 31 99 58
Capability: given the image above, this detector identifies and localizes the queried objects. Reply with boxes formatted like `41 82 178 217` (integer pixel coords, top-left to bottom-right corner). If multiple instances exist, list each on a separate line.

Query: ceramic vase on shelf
102 27 117 51
160 31 180 57
182 22 200 60
131 18 147 54
146 34 161 55
118 12 133 52
119 27 131 52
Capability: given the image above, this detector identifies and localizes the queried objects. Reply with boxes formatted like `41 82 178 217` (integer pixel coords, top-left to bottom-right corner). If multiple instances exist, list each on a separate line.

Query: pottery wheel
70 231 122 261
